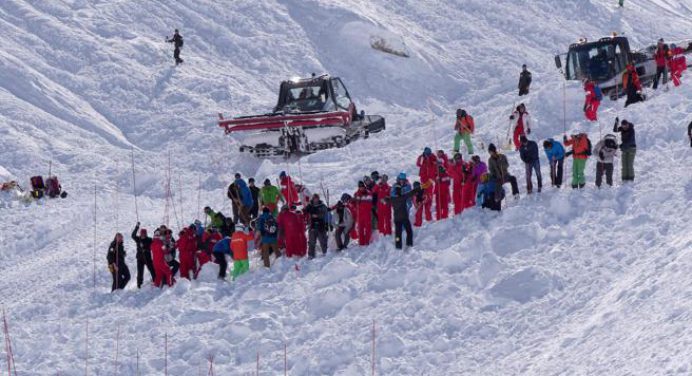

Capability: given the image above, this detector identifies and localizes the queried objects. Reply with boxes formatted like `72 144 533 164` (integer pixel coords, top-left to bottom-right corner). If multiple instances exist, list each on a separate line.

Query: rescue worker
353 181 373 245
151 229 174 287
435 166 452 219
277 205 307 257
131 222 155 289
279 171 300 206
107 233 130 291
372 174 392 236
416 147 438 223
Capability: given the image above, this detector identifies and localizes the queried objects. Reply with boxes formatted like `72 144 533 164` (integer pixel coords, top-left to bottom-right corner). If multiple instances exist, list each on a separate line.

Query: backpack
179 36 184 48
262 216 278 236
594 85 603 101
31 176 45 191
585 138 593 156
46 176 61 198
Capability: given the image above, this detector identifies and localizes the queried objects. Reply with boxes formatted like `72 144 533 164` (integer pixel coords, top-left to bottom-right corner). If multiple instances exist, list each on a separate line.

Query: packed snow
1 0 691 375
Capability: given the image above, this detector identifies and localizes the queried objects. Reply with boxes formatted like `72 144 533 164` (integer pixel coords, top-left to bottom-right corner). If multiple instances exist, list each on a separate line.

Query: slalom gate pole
85 319 89 376
2 307 17 376
562 81 567 135
371 320 376 376
136 348 140 376
505 101 516 147
178 174 184 226
131 147 139 222
114 324 120 376
207 354 214 376
197 174 202 221
164 333 168 376
93 185 97 289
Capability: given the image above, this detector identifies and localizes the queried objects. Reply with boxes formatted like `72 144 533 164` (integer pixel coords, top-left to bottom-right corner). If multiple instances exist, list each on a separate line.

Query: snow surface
1 0 691 375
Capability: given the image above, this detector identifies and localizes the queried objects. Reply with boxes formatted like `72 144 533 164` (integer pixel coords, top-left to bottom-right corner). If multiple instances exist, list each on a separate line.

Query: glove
509 115 515 120
526 128 531 135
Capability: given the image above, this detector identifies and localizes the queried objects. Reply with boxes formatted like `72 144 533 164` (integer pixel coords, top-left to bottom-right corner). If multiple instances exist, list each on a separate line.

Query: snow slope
1 0 691 374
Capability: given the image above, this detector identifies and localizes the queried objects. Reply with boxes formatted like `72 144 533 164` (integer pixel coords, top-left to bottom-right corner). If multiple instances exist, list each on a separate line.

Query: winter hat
235 173 241 179
543 140 552 149
279 171 287 178
453 152 462 160
460 109 467 117
370 171 380 181
262 206 271 214
488 143 497 153
140 228 147 236
358 181 366 188
203 206 211 213
381 174 389 182
471 155 481 163
456 109 463 117
312 193 320 200
423 147 432 156
520 135 528 143
397 172 407 180
340 193 352 202
248 178 255 184
522 64 527 69
413 181 421 189
264 178 271 186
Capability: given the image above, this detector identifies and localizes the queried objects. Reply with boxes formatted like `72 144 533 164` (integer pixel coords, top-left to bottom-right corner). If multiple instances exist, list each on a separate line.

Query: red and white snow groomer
218 74 385 158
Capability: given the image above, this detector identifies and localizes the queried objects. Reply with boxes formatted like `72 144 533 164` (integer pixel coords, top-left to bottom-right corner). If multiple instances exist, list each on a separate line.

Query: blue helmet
397 172 407 181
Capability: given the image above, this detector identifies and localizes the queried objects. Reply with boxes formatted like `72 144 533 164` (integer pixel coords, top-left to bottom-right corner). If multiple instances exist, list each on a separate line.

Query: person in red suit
510 103 531 150
177 227 197 280
412 181 430 227
277 205 307 257
583 80 601 121
372 174 392 236
416 147 438 223
151 229 174 287
445 153 466 215
353 181 373 245
435 166 452 220
279 171 300 206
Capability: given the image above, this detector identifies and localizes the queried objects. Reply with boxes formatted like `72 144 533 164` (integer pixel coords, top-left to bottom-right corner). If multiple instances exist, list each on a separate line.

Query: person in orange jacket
622 63 643 107
435 166 452 220
416 147 438 223
564 131 591 189
151 229 174 287
230 226 254 280
353 181 373 245
445 153 466 215
453 109 475 154
372 174 392 236
583 80 602 121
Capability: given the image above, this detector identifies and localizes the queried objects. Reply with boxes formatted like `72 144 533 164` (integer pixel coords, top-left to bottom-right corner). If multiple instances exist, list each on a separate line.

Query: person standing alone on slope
166 29 184 65
518 64 532 96
453 109 475 155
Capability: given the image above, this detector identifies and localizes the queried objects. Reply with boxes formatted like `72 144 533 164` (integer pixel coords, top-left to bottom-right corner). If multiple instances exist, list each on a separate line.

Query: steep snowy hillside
1 0 691 375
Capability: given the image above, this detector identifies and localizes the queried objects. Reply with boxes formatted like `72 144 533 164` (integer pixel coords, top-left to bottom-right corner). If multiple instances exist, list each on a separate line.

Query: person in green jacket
259 179 285 216
203 206 225 229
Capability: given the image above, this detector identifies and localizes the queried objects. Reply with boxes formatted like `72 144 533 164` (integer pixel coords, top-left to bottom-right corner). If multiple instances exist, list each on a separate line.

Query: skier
667 44 687 87
257 207 280 267
435 166 451 220
331 200 354 251
232 173 254 225
445 153 466 215
543 138 565 188
248 178 260 220
277 205 307 257
613 118 637 182
131 223 155 289
279 171 300 206
518 135 542 194
583 80 602 121
230 226 254 280
107 233 131 291
305 194 329 258
372 174 392 236
353 181 373 245
510 103 532 150
416 147 438 223
453 109 475 154
563 131 591 189
476 174 503 211
211 234 231 280
259 179 284 216
177 227 197 280
166 29 184 65
390 184 421 249
623 63 643 107
593 134 619 188
467 155 487 208
151 229 174 287
518 64 532 96
487 144 520 198
652 38 669 90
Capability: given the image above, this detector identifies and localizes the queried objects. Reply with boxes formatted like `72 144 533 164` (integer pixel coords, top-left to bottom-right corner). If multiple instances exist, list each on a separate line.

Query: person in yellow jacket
453 109 475 154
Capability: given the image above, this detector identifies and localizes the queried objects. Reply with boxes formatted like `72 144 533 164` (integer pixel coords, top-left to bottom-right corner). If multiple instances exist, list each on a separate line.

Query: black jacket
613 121 636 149
518 70 532 90
305 201 328 231
131 225 152 258
519 140 540 163
107 240 126 265
389 188 420 222
168 33 183 48
687 121 692 137
249 186 260 208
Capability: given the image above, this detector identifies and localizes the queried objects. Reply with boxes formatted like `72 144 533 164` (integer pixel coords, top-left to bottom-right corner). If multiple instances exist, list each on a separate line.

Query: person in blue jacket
543 138 565 188
256 207 280 267
212 235 232 280
476 173 502 211
391 172 412 210
233 173 254 226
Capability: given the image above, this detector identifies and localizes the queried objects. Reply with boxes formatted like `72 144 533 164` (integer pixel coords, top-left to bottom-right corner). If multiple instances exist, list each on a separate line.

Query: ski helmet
397 172 407 181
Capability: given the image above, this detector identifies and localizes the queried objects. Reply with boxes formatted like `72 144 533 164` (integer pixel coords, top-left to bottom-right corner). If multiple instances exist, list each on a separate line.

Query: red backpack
45 176 61 198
